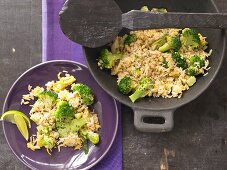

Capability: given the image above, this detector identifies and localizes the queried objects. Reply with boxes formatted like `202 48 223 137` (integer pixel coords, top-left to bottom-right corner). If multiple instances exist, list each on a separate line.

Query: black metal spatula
59 0 227 48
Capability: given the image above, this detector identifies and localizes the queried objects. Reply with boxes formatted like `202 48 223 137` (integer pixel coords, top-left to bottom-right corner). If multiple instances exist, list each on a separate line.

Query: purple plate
2 60 118 170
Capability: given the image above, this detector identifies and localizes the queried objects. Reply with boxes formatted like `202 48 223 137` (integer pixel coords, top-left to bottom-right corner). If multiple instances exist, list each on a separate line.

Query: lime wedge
14 114 29 141
0 110 31 128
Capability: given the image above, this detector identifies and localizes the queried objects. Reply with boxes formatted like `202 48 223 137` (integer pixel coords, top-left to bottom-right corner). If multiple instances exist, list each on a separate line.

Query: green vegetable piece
80 129 88 138
151 34 167 50
187 76 197 86
38 90 58 101
87 131 100 145
180 28 200 49
32 87 44 97
55 101 74 119
118 76 132 95
97 49 122 69
57 128 69 138
190 55 205 68
135 68 141 75
37 125 49 135
70 118 86 132
57 118 85 137
162 58 169 68
83 139 89 154
186 66 198 76
140 6 149 12
124 34 137 45
42 135 55 149
129 77 154 103
151 8 167 13
43 127 49 133
172 52 188 70
72 83 94 105
36 90 58 109
159 36 181 53
55 118 71 129
75 113 82 119
199 33 208 47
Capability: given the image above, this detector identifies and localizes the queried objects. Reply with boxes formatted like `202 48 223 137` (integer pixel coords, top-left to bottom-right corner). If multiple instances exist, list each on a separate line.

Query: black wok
82 0 225 132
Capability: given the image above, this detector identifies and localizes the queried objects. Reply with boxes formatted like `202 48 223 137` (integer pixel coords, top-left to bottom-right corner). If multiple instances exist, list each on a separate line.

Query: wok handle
133 108 175 132
122 11 227 29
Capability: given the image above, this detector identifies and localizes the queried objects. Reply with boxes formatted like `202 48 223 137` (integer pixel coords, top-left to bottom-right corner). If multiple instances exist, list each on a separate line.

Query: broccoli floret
36 90 58 109
54 101 74 119
190 55 205 68
97 49 122 69
140 6 149 11
57 127 68 137
57 118 85 137
124 34 137 45
172 52 188 70
186 66 198 76
151 34 167 50
38 90 58 101
159 36 181 53
185 55 205 76
70 118 86 132
55 118 71 129
180 28 200 49
56 121 71 137
118 76 132 95
72 83 94 105
129 77 154 103
87 131 100 145
151 8 167 13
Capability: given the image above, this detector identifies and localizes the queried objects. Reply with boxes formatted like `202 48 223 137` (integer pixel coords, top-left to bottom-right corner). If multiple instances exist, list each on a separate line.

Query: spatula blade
59 0 122 48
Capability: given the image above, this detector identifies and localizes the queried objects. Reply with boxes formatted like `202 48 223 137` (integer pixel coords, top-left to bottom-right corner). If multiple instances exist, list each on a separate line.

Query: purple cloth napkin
42 1 122 169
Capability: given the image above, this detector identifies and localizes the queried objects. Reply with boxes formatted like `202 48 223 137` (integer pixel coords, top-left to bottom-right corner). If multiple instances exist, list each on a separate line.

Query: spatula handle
122 11 227 30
